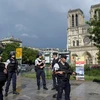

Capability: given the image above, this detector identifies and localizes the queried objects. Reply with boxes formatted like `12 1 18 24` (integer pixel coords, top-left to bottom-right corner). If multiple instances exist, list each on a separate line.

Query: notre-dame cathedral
67 4 100 64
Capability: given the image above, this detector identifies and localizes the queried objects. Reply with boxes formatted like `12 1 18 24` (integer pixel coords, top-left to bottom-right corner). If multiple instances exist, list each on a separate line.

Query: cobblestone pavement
3 75 100 100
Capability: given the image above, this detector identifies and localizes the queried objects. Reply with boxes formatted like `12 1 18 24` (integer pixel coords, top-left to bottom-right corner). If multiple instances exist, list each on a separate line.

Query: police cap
53 52 58 55
10 51 15 56
38 52 42 56
60 54 67 59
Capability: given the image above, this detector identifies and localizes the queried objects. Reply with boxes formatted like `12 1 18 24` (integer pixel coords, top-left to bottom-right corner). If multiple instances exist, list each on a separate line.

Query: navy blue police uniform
0 62 7 100
5 53 19 96
51 56 59 89
54 56 73 100
35 57 48 90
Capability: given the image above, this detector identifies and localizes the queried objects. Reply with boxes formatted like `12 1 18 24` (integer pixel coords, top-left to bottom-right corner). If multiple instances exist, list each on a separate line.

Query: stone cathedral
67 4 100 64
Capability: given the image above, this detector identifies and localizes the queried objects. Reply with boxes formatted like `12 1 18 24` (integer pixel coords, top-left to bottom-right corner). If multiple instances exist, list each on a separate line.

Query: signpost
16 48 22 64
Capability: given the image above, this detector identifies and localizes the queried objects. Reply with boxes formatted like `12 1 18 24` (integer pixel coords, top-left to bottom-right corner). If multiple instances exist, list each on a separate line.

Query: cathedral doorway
82 52 92 64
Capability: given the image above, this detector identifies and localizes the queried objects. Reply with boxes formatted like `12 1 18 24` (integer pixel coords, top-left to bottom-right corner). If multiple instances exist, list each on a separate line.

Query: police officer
0 52 7 100
54 54 75 100
50 52 59 90
35 53 48 90
5 51 19 97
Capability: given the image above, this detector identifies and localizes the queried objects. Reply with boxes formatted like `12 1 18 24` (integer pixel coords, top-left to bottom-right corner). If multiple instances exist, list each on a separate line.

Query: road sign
16 48 22 59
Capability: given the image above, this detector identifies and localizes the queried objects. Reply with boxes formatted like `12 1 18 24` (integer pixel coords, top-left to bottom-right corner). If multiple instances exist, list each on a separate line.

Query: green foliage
1 43 38 64
70 64 76 71
22 47 38 64
86 8 100 63
84 64 90 71
2 42 20 61
85 69 100 76
21 72 36 78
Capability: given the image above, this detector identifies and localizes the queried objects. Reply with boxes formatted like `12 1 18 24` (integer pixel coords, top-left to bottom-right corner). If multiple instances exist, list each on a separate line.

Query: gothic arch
82 51 92 64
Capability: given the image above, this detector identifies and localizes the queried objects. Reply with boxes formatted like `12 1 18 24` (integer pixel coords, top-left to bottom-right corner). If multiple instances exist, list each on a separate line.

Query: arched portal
82 51 92 64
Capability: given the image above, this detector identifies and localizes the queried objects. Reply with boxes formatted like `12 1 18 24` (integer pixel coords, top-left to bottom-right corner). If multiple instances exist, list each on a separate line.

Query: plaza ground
3 75 100 100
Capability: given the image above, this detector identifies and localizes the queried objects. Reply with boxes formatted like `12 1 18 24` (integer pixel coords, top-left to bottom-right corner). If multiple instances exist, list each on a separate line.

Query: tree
86 8 100 63
1 42 38 64
22 47 38 64
2 42 20 62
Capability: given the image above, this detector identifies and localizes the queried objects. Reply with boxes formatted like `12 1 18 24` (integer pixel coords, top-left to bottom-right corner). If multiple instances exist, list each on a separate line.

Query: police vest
7 59 17 72
35 60 44 72
56 62 72 80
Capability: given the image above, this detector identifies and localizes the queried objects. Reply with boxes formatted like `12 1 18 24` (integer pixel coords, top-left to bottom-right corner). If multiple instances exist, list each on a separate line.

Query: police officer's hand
40 66 44 68
4 69 7 74
56 71 64 74
72 72 76 75
42 60 45 63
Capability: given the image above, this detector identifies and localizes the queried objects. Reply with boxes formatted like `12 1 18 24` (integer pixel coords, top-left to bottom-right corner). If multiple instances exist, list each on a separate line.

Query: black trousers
57 79 70 100
52 74 57 88
0 81 6 100
0 88 3 100
5 72 17 93
36 69 46 87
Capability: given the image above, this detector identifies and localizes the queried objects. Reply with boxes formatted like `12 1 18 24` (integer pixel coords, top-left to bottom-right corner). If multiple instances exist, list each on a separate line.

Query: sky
0 0 100 49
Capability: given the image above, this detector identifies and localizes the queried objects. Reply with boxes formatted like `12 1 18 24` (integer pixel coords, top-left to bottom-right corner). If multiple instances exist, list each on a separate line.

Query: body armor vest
7 59 17 72
56 62 72 80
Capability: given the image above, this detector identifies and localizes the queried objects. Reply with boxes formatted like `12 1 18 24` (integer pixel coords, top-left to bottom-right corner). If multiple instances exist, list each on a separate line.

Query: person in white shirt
53 55 75 100
35 53 48 90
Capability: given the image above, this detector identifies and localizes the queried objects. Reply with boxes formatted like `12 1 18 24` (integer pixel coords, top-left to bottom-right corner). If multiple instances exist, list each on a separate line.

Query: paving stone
3 76 100 100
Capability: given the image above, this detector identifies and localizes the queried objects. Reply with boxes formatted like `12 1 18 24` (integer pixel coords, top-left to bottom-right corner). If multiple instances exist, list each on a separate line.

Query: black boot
43 86 48 90
51 87 56 90
13 91 19 95
37 86 40 90
52 93 57 98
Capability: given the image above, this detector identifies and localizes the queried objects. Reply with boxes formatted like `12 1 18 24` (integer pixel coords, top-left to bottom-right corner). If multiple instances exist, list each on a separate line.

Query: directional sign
16 48 22 59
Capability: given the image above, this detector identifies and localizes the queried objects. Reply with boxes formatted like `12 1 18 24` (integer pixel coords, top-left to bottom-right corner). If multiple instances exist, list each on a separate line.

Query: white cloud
15 24 27 31
21 33 29 37
21 33 39 39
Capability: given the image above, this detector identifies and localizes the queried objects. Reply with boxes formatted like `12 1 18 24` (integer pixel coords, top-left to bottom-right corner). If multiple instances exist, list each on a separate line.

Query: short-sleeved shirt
53 62 65 71
53 63 59 71
6 59 10 66
35 58 42 66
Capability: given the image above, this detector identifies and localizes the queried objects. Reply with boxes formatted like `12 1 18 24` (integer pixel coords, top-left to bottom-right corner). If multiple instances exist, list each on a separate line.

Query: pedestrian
5 51 19 97
50 52 59 90
0 52 7 100
54 54 75 100
35 53 48 90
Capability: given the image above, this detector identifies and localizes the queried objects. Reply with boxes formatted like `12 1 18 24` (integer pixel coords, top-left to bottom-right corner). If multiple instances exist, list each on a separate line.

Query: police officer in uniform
35 53 48 90
50 52 59 90
0 51 7 100
5 51 19 96
54 55 75 100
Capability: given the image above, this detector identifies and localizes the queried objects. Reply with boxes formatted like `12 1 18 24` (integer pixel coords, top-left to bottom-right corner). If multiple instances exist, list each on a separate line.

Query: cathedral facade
67 4 100 64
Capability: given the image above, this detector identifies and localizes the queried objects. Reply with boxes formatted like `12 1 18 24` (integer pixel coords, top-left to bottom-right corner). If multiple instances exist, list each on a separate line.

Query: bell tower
67 5 100 64
90 4 100 19
67 9 85 49
68 9 84 28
